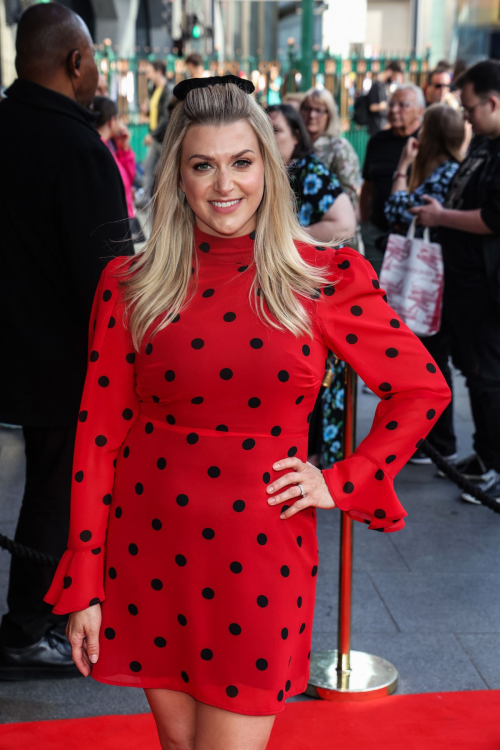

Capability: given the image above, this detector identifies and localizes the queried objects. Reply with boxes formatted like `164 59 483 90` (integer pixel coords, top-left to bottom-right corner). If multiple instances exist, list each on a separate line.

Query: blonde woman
300 87 360 207
44 76 450 750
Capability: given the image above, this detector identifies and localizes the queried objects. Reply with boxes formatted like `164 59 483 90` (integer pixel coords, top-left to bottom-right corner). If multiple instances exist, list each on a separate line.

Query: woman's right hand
398 136 419 171
66 604 102 677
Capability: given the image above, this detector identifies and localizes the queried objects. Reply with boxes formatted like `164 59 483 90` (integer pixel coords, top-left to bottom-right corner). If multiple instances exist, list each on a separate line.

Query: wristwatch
392 170 408 181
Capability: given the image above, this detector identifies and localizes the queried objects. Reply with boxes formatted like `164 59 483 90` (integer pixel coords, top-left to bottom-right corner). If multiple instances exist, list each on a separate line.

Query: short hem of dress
91 672 309 716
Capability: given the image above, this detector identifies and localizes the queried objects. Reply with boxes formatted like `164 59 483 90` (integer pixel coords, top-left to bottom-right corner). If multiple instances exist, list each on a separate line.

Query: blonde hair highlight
116 83 338 350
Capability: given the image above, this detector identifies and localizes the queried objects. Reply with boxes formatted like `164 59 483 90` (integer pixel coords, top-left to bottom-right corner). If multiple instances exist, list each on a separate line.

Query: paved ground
0 370 498 724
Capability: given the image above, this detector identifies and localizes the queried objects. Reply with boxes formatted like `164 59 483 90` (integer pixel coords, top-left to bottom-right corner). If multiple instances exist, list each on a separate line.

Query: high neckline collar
194 225 255 264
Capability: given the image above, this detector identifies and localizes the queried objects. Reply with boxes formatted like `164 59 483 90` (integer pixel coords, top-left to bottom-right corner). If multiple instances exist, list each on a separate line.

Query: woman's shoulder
296 243 373 281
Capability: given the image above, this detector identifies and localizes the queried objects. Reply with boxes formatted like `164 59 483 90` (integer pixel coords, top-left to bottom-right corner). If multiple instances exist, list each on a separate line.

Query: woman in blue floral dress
267 104 356 467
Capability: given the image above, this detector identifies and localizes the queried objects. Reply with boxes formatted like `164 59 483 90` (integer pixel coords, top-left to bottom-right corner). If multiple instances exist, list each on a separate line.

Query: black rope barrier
0 440 498 567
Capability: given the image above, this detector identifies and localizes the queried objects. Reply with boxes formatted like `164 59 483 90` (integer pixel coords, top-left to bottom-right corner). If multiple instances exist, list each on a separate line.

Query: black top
366 80 388 136
362 127 420 231
0 79 133 427
439 135 500 304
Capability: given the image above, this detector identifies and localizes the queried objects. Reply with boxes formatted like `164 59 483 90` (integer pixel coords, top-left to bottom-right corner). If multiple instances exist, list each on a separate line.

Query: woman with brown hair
43 76 449 749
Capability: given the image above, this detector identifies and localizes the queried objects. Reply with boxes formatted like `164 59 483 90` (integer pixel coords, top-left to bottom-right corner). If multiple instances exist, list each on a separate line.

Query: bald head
15 3 98 108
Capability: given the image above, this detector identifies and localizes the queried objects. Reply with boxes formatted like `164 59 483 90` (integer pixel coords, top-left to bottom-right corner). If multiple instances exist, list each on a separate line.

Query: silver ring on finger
297 483 306 498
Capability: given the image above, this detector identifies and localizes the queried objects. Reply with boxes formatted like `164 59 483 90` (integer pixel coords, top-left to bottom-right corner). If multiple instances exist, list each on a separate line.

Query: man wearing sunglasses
425 67 452 106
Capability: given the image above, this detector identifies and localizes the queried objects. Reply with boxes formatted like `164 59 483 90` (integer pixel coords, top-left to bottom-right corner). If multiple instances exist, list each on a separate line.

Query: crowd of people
0 0 498 706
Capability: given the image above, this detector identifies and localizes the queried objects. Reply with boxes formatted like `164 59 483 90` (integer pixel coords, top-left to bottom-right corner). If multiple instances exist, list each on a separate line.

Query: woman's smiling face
179 121 265 238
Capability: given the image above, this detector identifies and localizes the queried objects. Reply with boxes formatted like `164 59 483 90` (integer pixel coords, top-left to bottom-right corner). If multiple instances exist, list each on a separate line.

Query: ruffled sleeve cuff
43 548 106 615
322 451 407 533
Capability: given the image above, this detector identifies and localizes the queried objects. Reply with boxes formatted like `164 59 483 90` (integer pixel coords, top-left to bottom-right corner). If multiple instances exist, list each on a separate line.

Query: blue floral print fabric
288 153 343 227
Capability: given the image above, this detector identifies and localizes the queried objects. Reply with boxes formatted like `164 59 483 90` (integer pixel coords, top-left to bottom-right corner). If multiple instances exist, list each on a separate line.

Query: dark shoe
438 453 489 481
461 469 500 506
409 448 457 466
0 625 80 680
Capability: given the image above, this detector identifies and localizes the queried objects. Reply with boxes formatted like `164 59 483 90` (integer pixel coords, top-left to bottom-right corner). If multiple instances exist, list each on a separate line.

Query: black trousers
420 327 456 457
0 424 75 647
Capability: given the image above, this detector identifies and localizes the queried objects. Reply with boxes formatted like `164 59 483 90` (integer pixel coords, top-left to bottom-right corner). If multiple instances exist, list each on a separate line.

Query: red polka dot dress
44 227 450 715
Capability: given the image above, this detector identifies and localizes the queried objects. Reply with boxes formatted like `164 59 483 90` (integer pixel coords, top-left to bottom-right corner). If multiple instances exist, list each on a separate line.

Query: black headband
173 74 255 101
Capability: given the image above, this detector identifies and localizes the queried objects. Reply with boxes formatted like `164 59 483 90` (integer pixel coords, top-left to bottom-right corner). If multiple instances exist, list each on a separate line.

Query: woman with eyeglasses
299 88 360 209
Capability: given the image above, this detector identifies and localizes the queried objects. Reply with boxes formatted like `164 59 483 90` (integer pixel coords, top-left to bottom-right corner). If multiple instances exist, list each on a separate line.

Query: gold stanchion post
306 364 399 700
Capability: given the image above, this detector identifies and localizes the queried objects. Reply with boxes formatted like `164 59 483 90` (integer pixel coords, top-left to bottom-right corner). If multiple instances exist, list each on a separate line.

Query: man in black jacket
0 3 132 678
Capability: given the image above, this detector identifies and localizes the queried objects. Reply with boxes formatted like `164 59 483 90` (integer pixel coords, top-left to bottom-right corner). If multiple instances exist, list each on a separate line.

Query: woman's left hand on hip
266 457 336 518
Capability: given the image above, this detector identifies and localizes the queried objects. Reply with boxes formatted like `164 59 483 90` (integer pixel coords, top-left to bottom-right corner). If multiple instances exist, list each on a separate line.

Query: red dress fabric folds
44 230 450 714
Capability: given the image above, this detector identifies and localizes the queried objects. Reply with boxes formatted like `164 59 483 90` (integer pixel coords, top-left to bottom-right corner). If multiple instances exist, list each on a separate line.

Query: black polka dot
152 518 162 530
295 396 304 405
248 397 261 408
215 424 229 431
175 554 187 567
181 670 190 683
385 348 399 358
145 422 154 434
75 470 84 483
126 353 136 364
157 457 166 470
242 438 255 450
104 627 115 640
426 363 437 373
390 319 400 328
145 343 153 355
385 455 396 464
287 446 298 457
164 370 176 382
202 288 215 297
372 279 380 289
103 494 112 505
220 368 233 380
154 637 167 648
172 314 180 323
135 483 143 495
257 595 268 607
63 576 72 589
350 305 363 316
338 259 350 270
299 622 306 633
296 536 302 547
199 242 210 253
191 396 204 404
108 317 115 329
80 530 91 542
123 446 130 458
278 370 290 382
256 658 268 671
89 350 99 362
128 604 139 615
115 507 122 519
323 285 336 296
238 265 248 273
166 414 176 425
302 345 311 356
78 410 88 422
226 685 238 698
315 245 326 251
187 432 199 445
233 500 245 512
379 383 392 392
297 596 303 608
223 312 236 322
427 409 436 420
176 494 189 506
102 289 112 302
230 561 242 574
122 408 133 420
128 543 138 556
311 565 318 577
277 690 284 701
343 482 354 494
177 614 187 626
191 338 204 349
108 567 117 579
374 509 387 519
281 627 288 640
207 466 220 478
386 421 398 430
89 598 100 606
263 472 271 483
280 565 290 577
229 623 241 635
271 426 282 436
202 588 215 599
257 533 267 545
201 648 213 660
346 334 358 344
202 528 215 540
375 469 384 480
250 338 263 349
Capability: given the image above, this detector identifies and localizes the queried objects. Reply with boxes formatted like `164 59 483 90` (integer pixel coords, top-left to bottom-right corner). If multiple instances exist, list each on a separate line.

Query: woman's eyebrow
188 149 255 161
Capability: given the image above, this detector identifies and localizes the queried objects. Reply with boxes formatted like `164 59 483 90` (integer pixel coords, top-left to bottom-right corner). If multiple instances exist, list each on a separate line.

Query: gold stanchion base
305 650 398 702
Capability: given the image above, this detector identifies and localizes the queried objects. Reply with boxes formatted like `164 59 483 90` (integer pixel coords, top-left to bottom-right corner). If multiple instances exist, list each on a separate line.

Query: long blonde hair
117 82 337 350
408 104 464 193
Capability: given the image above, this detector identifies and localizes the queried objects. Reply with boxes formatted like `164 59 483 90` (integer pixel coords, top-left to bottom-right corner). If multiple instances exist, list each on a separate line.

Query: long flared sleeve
43 257 139 613
317 247 451 532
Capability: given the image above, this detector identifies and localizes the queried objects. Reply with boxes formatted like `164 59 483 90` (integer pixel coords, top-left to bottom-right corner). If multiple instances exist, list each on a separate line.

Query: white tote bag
379 218 444 337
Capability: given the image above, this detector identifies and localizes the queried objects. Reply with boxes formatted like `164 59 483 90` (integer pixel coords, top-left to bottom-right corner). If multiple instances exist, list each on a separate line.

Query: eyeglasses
388 100 413 109
301 105 328 116
432 83 450 89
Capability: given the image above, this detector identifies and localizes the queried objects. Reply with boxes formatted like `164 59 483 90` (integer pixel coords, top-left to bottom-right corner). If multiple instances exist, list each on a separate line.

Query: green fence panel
343 125 370 167
130 123 149 164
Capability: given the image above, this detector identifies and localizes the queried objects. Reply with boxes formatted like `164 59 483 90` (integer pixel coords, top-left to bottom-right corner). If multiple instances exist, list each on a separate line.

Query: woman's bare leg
144 688 197 750
194 702 276 750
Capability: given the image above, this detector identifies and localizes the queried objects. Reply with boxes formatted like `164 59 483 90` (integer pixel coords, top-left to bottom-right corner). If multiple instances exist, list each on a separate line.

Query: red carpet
1 691 499 749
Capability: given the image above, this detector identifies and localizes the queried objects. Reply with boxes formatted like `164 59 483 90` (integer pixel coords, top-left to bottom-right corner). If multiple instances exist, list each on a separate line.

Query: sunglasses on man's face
432 83 450 89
